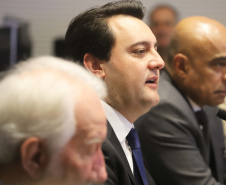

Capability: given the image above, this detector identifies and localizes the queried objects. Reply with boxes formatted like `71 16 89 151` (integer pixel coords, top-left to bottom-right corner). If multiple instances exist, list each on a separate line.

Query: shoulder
102 139 133 185
135 85 199 142
102 122 135 185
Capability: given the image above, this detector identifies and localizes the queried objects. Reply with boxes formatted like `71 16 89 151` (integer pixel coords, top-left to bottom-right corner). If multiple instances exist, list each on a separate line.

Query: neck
105 101 147 123
117 109 139 123
169 72 204 108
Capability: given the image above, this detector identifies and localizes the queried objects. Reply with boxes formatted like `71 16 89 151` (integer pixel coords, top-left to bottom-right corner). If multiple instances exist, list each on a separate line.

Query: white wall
0 0 225 57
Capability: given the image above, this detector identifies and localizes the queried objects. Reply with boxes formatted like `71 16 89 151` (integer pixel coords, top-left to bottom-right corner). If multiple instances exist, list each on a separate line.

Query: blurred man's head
149 5 178 61
0 56 107 185
65 0 164 122
167 16 226 107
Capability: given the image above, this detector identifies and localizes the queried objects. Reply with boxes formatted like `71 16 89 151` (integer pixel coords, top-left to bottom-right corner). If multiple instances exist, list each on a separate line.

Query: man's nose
148 51 165 70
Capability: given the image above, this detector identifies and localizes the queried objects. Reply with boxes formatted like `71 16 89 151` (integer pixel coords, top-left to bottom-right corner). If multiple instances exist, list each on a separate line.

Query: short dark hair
167 35 190 69
167 36 177 69
65 0 145 65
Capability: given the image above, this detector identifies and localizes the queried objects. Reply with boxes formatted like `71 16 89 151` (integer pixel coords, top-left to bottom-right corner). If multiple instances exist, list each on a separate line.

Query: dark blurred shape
53 37 66 59
0 27 11 71
0 16 32 71
217 109 226 121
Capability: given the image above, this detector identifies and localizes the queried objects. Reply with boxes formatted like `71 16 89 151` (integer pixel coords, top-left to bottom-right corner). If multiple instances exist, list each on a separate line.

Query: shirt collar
187 96 201 112
101 100 133 143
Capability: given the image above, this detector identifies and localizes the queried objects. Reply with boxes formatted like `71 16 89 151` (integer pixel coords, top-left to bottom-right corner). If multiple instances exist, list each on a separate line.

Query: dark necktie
195 110 209 143
126 128 149 185
195 110 210 163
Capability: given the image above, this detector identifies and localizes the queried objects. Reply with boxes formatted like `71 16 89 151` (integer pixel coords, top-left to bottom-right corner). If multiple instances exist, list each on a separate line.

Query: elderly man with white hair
0 56 107 185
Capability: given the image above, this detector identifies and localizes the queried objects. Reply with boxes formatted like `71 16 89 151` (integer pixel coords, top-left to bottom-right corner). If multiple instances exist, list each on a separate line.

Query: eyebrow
85 138 102 145
211 57 226 61
130 41 158 48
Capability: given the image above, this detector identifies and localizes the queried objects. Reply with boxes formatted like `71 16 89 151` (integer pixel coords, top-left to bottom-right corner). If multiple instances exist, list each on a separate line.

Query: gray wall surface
0 0 225 57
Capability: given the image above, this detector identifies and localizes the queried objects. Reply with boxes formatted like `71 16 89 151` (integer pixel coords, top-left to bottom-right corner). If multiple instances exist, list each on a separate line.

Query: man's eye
209 59 226 71
211 60 226 67
135 50 145 53
133 49 146 56
216 61 226 67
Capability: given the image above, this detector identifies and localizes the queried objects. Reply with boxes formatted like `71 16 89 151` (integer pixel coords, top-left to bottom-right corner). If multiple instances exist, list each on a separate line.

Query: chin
153 98 160 107
207 100 224 107
141 98 160 113
149 95 160 107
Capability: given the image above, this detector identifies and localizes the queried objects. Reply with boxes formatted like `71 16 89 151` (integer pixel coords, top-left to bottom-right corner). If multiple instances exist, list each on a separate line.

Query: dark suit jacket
102 121 156 185
135 70 226 185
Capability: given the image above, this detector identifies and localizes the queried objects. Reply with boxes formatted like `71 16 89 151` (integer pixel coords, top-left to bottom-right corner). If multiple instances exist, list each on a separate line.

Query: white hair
0 56 106 164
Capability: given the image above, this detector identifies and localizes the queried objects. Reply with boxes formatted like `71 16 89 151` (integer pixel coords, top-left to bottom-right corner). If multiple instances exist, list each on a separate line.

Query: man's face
150 8 177 49
50 89 107 185
101 15 164 121
184 39 226 107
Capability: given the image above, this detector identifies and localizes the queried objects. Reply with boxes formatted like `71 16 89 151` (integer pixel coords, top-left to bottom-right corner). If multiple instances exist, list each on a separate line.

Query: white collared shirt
101 101 134 173
187 96 201 112
187 97 205 130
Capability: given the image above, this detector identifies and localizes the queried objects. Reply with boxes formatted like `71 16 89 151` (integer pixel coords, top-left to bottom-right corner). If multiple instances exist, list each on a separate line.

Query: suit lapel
205 106 225 183
162 71 225 183
161 70 208 161
107 121 136 185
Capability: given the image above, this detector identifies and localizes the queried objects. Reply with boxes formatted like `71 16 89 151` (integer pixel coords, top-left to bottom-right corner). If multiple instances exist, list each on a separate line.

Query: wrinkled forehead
75 88 106 129
74 100 107 147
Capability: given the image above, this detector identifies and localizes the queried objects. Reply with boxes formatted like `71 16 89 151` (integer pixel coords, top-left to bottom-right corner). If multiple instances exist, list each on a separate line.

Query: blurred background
0 0 225 69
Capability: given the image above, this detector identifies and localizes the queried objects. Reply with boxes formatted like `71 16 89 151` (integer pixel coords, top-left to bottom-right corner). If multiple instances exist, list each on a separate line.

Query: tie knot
195 110 208 127
126 128 140 150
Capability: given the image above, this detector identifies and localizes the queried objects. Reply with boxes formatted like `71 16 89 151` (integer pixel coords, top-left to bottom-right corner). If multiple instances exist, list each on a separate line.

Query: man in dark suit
65 1 165 185
135 16 226 185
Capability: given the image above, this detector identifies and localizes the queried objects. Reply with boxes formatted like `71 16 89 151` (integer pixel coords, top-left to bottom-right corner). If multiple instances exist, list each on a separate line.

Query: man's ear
173 53 190 79
83 53 105 78
20 137 48 179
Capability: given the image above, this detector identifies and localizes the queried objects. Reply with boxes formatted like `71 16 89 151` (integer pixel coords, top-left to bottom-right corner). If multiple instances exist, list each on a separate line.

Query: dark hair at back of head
167 37 177 69
65 0 145 65
167 34 190 69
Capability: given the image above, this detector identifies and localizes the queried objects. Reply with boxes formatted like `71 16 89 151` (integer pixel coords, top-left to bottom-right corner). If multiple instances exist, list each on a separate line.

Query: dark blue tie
195 110 210 163
195 110 209 143
126 128 149 185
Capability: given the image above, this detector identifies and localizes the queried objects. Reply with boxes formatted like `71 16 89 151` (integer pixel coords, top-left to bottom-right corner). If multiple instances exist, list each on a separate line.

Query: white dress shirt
187 97 204 130
101 101 134 173
187 96 201 112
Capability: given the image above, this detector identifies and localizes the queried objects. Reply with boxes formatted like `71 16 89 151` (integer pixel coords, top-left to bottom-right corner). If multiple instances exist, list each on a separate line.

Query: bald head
168 16 226 68
167 16 226 107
